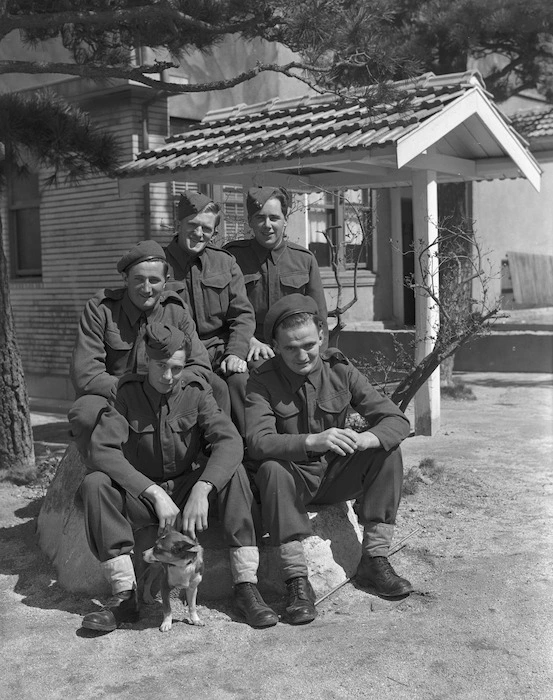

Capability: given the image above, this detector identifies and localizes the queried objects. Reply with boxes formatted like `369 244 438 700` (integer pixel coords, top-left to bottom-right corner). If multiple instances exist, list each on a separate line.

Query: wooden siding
2 90 171 398
508 251 553 305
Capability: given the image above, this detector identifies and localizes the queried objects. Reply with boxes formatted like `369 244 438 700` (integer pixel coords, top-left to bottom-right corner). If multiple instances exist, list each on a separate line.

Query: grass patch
403 458 443 496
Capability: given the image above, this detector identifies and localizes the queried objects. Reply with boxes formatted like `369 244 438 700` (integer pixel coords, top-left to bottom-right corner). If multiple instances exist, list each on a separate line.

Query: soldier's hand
181 481 213 539
220 354 247 375
247 337 275 362
305 428 357 456
352 430 381 451
143 485 180 533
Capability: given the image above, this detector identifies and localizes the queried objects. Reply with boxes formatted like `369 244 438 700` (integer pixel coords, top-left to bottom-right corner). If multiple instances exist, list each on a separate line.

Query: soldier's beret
246 186 290 219
117 240 166 274
264 294 319 341
145 323 186 360
177 190 214 220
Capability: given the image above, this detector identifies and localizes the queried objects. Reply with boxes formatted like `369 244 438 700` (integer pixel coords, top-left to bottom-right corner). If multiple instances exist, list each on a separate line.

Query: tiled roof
118 71 501 179
510 106 553 140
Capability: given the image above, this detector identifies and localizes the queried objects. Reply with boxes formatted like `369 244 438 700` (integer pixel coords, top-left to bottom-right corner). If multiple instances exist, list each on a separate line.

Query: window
307 189 373 271
8 171 42 278
218 185 245 244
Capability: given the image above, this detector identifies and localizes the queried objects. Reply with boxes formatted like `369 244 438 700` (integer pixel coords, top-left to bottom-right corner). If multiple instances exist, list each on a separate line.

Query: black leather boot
81 590 139 632
356 555 413 598
234 582 278 628
284 576 317 625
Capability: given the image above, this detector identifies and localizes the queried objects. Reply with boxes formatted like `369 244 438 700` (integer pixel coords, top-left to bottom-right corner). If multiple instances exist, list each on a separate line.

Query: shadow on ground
463 375 553 389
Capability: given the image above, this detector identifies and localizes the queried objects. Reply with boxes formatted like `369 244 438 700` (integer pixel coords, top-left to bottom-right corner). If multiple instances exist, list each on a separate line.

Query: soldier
164 191 255 435
225 186 328 364
80 323 278 632
68 240 220 458
245 294 413 625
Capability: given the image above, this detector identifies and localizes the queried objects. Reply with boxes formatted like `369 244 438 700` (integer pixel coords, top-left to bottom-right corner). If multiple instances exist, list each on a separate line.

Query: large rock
37 444 362 600
200 502 362 600
37 442 109 595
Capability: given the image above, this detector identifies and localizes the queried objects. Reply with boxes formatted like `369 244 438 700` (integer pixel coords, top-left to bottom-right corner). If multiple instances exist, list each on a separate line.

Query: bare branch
0 59 322 93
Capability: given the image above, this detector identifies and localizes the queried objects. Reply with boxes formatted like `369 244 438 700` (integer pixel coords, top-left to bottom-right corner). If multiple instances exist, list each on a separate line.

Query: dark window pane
9 172 42 277
15 208 42 273
10 172 39 203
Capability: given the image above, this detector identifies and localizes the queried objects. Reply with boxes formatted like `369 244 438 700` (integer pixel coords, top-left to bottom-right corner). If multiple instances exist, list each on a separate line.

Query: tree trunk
441 355 455 387
0 216 35 474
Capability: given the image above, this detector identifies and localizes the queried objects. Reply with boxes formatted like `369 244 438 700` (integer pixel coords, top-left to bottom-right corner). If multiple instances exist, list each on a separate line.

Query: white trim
412 170 440 436
390 188 404 324
397 88 541 191
407 153 477 178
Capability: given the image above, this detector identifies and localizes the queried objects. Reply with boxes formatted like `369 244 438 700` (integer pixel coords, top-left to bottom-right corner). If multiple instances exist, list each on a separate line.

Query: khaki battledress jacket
88 372 243 498
245 349 410 466
70 288 211 399
224 237 328 343
164 239 255 363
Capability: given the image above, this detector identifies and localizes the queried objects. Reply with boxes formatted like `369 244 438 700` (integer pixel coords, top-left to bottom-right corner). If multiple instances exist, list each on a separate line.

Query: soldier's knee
255 459 288 486
68 395 109 435
80 471 112 499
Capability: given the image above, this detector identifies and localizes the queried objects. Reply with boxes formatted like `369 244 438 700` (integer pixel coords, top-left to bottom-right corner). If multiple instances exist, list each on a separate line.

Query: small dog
141 527 204 632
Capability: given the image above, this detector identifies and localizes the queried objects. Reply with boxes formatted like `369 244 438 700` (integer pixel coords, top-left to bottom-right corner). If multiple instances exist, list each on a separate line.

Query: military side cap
177 190 214 220
264 294 319 340
117 240 166 273
145 323 185 360
246 186 290 218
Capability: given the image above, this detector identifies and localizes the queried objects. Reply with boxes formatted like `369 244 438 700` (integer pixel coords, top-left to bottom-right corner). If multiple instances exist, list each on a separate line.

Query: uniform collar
122 291 144 326
122 290 164 325
251 236 287 264
276 354 323 393
167 236 205 271
143 376 184 412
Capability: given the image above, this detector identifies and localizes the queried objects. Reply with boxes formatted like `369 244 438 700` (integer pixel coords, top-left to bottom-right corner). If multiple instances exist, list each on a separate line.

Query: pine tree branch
0 5 263 41
0 59 322 93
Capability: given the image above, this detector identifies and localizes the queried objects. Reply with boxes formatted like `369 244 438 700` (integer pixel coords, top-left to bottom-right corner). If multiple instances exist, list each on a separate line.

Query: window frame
7 170 43 279
307 188 374 272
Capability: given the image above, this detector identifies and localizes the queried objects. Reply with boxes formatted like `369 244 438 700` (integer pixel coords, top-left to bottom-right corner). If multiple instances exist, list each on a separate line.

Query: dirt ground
1 372 552 700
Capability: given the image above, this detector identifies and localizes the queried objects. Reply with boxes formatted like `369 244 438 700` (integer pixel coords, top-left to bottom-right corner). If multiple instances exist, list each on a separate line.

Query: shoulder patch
93 287 125 302
161 288 186 305
117 373 145 388
286 241 313 255
206 244 235 258
181 371 209 391
252 357 278 375
321 348 349 365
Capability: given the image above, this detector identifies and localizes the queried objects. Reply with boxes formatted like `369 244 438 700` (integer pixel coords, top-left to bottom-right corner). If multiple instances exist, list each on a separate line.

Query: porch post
390 188 404 324
411 170 440 435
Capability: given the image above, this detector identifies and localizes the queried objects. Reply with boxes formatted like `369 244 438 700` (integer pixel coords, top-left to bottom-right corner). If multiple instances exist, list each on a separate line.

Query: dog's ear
172 540 199 556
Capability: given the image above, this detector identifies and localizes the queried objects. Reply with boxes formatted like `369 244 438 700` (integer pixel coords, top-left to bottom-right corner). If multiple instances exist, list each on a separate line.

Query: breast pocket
280 271 310 293
243 271 262 291
169 414 200 461
273 400 302 433
127 417 156 465
105 328 133 351
201 273 232 316
317 391 351 429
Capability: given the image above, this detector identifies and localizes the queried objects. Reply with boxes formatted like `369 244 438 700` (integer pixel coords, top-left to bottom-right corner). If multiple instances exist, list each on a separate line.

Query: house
115 70 540 433
1 30 546 433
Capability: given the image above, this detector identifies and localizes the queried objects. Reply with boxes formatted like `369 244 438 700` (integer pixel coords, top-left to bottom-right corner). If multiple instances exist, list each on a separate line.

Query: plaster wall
472 161 553 303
